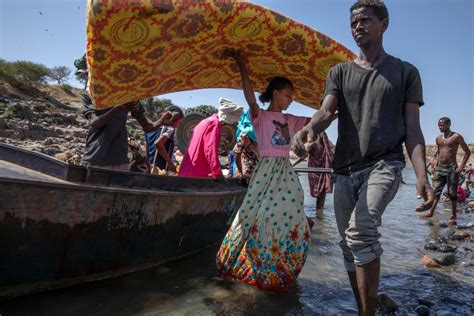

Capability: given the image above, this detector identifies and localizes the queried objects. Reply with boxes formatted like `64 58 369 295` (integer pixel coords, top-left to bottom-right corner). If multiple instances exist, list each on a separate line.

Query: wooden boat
0 143 246 300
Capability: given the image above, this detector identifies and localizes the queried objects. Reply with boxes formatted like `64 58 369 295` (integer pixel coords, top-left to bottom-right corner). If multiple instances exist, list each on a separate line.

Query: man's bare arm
430 146 439 171
292 94 338 157
135 108 172 133
88 105 128 130
404 101 434 209
456 134 471 173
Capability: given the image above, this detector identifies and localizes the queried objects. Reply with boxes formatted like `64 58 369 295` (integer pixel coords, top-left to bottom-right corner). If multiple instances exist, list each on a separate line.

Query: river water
1 168 473 315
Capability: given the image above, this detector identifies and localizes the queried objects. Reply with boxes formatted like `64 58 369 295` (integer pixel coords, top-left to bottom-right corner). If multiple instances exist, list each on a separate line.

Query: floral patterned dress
216 156 311 291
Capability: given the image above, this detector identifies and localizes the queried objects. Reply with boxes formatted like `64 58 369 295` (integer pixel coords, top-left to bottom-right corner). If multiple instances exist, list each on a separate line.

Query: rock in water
377 292 398 313
439 230 454 243
415 305 431 315
437 244 457 253
450 231 470 241
424 241 438 251
433 254 456 266
417 298 436 307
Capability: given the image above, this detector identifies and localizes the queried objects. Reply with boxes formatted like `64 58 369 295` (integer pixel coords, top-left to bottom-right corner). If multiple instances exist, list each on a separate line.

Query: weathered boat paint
0 144 246 299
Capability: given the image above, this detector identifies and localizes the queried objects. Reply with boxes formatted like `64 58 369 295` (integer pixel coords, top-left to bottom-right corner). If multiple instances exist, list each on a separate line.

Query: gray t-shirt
325 55 424 174
81 92 145 166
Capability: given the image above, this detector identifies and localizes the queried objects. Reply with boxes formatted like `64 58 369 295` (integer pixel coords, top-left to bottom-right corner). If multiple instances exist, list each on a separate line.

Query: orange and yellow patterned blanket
86 0 355 110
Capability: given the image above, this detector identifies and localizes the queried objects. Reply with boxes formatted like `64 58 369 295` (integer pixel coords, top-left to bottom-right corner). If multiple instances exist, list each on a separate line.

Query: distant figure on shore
420 117 471 224
307 131 334 218
233 110 259 186
293 1 433 314
145 106 184 174
81 92 172 171
178 98 243 182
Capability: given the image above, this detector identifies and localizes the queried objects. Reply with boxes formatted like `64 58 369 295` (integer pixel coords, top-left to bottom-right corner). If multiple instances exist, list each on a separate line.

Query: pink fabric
457 185 466 202
308 132 334 198
252 108 307 158
179 114 223 178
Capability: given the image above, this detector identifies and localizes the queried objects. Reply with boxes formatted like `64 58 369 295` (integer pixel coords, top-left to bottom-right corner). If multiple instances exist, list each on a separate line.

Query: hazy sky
1 0 473 144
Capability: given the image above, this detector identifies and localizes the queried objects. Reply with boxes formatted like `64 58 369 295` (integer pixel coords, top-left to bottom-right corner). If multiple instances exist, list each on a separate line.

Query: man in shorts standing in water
422 117 471 224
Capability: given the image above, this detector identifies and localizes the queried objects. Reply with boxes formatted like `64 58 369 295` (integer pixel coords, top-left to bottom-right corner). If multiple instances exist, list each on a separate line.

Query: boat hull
0 144 245 299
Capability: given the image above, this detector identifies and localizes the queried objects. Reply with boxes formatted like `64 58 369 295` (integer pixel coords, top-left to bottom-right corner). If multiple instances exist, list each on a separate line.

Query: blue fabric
229 150 237 177
236 110 257 143
145 126 175 169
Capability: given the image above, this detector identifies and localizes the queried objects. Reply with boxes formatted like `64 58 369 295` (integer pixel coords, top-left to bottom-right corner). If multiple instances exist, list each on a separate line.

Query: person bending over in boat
420 117 471 224
178 98 243 182
81 92 173 171
145 106 184 175
216 48 312 291
293 1 433 314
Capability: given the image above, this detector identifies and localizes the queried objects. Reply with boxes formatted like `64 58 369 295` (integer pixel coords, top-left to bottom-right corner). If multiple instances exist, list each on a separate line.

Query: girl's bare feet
419 212 434 219
415 204 428 212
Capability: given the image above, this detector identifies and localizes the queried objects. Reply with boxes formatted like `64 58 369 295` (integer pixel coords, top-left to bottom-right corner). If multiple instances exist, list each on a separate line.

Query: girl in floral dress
216 49 311 291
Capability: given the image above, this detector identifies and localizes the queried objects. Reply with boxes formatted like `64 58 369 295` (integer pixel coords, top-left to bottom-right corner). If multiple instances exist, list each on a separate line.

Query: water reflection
0 168 473 315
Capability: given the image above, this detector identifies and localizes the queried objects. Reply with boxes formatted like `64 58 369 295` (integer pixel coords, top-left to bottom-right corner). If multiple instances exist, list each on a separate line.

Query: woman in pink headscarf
307 131 334 216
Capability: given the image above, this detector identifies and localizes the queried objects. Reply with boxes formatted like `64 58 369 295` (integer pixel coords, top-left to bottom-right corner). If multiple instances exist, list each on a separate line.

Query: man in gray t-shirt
294 1 434 315
82 91 171 171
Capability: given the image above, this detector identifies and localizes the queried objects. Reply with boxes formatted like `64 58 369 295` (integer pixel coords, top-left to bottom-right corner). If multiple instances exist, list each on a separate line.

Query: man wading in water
293 1 434 315
420 117 471 224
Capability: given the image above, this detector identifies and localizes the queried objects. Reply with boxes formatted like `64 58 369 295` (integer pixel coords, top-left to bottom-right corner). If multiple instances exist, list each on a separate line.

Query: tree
48 66 71 84
141 98 176 120
9 61 51 85
186 104 218 115
0 59 15 83
73 54 88 88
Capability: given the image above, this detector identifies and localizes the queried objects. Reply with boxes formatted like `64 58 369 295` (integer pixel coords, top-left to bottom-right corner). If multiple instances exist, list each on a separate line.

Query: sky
1 0 473 144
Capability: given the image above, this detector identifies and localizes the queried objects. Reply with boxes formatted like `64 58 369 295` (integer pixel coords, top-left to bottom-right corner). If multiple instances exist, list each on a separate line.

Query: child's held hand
292 130 309 158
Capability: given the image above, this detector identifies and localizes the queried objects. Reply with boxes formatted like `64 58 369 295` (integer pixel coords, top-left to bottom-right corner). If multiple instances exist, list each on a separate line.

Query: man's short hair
350 0 389 23
439 117 451 125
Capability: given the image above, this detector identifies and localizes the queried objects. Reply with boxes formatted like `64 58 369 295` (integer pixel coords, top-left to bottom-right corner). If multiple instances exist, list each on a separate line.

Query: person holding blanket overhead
216 48 311 291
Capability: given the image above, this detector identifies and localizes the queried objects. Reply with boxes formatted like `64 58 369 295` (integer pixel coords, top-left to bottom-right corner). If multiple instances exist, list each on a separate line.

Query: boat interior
0 143 244 192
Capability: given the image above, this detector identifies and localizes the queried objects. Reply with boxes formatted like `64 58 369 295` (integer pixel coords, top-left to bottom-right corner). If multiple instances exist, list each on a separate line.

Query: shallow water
1 168 473 315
